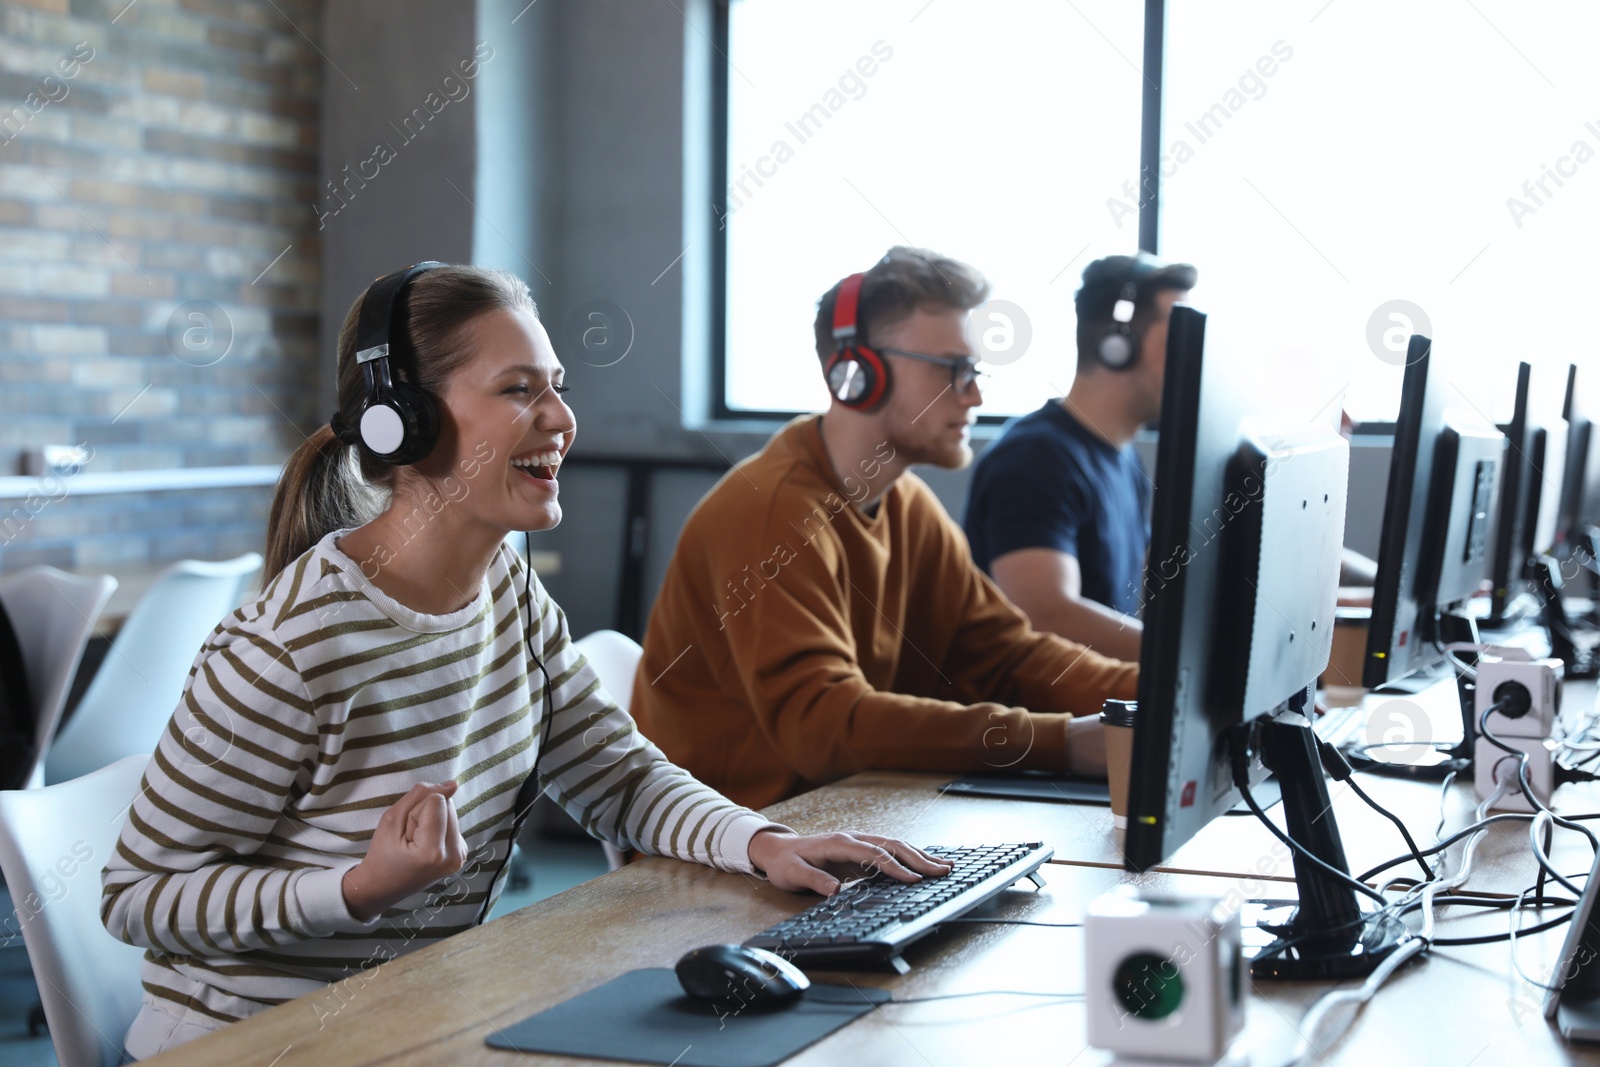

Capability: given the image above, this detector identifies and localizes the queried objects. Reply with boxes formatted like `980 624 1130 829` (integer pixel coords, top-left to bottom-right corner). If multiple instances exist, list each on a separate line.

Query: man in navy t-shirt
963 254 1197 664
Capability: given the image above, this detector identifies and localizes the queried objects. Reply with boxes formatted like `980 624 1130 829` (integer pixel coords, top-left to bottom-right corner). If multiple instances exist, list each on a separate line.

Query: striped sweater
102 530 778 1029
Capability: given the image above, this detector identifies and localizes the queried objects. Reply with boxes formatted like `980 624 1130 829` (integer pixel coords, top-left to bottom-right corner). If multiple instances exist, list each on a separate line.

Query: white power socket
1475 648 1562 740
1474 735 1557 812
1085 887 1245 1062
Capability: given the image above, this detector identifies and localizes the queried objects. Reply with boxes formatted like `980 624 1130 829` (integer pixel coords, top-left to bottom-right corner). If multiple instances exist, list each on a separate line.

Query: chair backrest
573 629 644 714
571 630 644 873
0 567 117 789
44 553 262 785
0 754 148 1067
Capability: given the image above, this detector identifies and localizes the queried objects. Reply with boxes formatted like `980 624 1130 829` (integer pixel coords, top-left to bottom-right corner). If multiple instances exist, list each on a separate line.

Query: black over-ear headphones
1093 254 1160 371
334 261 447 465
823 271 892 410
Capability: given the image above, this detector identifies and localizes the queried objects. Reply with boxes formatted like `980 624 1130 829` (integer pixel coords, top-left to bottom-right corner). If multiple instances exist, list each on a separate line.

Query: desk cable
1283 776 1513 1064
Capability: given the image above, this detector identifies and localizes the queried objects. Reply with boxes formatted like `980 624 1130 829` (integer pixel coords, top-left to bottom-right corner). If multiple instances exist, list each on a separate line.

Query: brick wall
0 0 321 574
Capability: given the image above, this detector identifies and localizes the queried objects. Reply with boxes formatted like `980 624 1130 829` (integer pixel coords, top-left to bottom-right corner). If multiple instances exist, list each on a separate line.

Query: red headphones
823 272 891 410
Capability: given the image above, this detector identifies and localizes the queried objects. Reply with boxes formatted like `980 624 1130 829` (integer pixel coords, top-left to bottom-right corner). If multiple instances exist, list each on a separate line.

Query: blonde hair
264 265 537 578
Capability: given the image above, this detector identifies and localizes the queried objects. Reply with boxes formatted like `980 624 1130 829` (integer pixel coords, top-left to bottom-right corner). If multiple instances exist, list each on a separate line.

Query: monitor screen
1555 364 1593 559
1364 337 1503 688
1488 363 1537 622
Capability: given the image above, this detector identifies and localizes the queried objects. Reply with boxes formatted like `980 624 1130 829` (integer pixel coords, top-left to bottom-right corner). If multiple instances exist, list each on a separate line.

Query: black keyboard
743 842 1054 969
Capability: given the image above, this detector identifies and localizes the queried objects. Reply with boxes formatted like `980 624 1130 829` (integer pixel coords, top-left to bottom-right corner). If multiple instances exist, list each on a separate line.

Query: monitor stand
1584 528 1600 617
1346 610 1479 779
1531 555 1599 680
1237 717 1410 980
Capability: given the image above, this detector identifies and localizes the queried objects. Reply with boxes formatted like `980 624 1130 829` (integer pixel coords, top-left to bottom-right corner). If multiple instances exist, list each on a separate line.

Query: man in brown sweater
631 247 1138 811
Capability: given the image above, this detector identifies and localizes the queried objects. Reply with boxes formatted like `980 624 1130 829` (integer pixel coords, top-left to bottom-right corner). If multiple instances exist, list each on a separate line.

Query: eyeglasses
876 346 988 395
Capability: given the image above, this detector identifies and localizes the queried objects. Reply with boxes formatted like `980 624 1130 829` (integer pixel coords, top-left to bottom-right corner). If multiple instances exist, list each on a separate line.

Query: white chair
573 630 644 872
44 553 262 785
0 567 117 790
575 629 644 713
0 754 148 1067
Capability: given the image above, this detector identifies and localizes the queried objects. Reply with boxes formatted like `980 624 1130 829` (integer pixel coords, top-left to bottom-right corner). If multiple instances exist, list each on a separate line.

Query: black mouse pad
484 968 890 1067
942 771 1282 814
941 771 1110 804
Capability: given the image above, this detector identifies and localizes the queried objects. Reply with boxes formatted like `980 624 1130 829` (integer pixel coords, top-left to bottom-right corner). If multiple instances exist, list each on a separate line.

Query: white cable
1530 811 1587 897
1439 640 1485 680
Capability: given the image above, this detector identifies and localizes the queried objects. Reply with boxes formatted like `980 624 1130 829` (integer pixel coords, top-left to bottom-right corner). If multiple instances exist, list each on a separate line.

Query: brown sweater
631 416 1139 810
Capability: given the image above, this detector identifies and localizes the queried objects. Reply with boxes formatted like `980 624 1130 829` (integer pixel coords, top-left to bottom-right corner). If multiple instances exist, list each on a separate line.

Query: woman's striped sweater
101 530 778 1027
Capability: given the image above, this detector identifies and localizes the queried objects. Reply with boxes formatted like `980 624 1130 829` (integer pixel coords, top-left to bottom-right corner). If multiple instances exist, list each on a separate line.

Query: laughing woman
102 264 948 1060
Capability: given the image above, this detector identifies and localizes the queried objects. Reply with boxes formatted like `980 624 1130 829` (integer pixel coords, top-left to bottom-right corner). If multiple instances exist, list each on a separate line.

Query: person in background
962 253 1196 664
630 247 1138 812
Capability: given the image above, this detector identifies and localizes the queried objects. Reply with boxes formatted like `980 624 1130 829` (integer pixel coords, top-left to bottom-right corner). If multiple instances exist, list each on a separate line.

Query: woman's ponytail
263 425 381 579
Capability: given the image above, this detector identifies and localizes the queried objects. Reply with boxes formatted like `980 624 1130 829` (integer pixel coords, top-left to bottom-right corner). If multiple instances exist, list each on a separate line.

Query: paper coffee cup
1100 699 1137 829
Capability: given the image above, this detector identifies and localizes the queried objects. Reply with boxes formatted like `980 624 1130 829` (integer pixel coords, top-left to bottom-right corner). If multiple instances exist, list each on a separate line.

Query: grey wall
319 0 1396 637
316 3 478 415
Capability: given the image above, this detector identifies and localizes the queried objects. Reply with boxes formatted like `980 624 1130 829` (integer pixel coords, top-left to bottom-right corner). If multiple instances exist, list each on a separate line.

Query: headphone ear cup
387 382 439 465
825 346 890 410
825 348 872 407
358 382 438 465
1096 325 1140 371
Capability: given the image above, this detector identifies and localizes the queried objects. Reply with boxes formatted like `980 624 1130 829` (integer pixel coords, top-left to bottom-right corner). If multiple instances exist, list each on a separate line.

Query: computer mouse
674 943 811 1009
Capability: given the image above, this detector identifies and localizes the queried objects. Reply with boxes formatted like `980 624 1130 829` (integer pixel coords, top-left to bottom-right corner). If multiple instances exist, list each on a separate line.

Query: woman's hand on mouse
341 781 470 921
746 829 953 896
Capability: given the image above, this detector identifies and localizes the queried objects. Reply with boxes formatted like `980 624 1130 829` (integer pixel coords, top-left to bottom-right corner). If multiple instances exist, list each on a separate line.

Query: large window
1159 0 1598 427
719 0 1145 419
719 1 1600 431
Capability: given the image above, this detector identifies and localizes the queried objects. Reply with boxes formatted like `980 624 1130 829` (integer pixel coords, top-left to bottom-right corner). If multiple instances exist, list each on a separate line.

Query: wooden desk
141 856 1594 1066
144 756 1600 1065
752 765 1598 899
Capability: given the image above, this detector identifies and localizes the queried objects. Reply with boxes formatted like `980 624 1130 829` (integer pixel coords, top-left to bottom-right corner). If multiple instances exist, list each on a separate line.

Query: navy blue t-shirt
962 401 1149 615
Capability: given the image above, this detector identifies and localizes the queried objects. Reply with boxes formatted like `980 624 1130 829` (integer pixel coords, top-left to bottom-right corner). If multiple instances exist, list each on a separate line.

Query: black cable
1253 888 1574 964
1431 912 1576 946
1530 814 1586 897
1357 813 1537 883
1479 705 1599 851
1237 776 1389 906
527 531 555 764
1344 776 1434 880
474 536 555 928
1537 815 1554 902
808 986 1083 1007
886 989 1084 1004
935 919 1081 928
1369 885 1576 910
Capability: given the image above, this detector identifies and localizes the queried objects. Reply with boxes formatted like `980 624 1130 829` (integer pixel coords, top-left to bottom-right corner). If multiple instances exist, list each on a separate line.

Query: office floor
0 836 611 1067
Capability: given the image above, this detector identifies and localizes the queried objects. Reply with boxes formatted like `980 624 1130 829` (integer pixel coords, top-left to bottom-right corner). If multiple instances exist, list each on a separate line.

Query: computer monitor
1125 305 1404 979
1518 426 1550 563
1554 363 1594 562
1487 363 1541 626
1363 336 1504 690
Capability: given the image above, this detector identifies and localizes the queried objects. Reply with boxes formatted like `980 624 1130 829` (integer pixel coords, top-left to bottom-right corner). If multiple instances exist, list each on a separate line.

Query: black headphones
1091 254 1160 371
332 261 446 465
823 271 892 410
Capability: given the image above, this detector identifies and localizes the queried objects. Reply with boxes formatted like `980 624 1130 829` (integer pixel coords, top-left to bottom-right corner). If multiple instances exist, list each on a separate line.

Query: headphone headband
354 260 446 366
346 260 447 465
832 272 866 344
